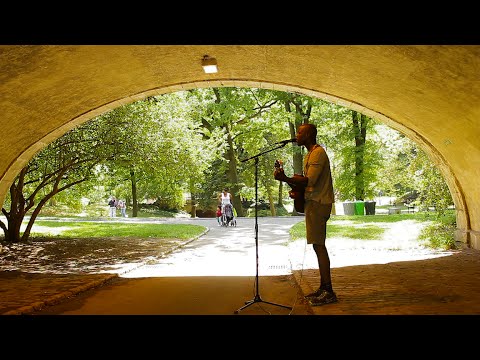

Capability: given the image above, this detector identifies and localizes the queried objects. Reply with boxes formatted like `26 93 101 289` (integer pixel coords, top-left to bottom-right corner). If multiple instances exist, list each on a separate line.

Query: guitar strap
304 144 319 192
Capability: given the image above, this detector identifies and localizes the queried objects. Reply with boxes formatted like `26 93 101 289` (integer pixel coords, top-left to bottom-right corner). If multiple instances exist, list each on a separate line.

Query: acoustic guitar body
274 160 305 213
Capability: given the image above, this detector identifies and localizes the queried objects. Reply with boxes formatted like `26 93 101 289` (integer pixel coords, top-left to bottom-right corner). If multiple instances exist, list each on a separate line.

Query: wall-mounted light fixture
202 55 218 74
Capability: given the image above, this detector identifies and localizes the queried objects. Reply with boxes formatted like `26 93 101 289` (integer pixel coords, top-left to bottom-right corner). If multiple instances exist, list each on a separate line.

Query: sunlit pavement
121 216 451 279
116 216 480 315
2 215 466 315
122 217 304 278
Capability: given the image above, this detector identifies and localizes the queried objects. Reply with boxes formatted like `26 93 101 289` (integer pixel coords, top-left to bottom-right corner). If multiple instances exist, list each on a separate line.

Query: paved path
2 217 309 315
2 216 480 315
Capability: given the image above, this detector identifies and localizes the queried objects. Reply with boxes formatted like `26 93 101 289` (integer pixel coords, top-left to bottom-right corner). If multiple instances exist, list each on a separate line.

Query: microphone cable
287 236 309 315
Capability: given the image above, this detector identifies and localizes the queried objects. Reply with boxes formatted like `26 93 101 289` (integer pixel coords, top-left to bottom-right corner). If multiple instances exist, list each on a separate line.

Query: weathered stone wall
1 45 479 248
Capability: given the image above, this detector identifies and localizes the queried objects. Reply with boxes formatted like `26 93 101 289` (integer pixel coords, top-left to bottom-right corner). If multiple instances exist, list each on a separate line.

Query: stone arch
0 79 468 245
1 45 478 249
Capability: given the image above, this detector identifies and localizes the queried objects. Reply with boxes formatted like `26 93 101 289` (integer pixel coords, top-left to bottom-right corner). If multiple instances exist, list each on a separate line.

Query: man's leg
310 240 337 306
304 202 337 305
313 243 332 291
304 243 331 298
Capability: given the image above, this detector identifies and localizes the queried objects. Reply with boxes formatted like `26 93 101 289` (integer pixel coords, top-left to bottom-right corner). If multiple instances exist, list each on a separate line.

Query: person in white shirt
219 188 232 213
117 199 127 217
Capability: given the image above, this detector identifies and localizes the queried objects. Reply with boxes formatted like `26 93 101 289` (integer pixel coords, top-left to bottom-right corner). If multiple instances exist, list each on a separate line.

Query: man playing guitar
273 123 337 306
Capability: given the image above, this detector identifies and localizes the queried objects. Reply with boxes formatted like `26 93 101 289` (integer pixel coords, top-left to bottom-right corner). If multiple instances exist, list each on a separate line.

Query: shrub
418 213 457 250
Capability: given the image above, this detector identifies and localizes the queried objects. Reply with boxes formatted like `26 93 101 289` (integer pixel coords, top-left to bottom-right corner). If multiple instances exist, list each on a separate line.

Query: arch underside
0 45 478 248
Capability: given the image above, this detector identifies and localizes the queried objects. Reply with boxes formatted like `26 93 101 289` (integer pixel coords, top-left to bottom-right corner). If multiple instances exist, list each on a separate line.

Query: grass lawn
13 208 456 250
289 211 457 250
29 220 206 240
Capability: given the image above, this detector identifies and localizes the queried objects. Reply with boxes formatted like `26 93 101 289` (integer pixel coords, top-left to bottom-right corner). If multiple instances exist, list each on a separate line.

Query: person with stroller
222 203 236 226
218 188 237 226
219 188 232 212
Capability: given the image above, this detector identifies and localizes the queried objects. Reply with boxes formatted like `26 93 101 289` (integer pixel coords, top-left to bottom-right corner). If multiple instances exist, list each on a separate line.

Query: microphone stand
234 143 293 314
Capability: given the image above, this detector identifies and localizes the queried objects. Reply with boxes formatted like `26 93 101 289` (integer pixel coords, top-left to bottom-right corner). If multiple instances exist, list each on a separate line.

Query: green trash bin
364 201 376 215
343 201 355 215
354 201 365 215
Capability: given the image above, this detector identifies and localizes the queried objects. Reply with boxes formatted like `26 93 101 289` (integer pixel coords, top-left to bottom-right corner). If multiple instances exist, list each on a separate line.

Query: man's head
296 123 317 146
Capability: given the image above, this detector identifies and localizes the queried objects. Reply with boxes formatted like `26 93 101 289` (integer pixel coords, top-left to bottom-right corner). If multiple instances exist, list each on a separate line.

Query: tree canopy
1 87 453 242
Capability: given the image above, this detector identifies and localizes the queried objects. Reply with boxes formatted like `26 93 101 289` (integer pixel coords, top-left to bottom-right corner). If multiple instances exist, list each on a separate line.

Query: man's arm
274 169 308 186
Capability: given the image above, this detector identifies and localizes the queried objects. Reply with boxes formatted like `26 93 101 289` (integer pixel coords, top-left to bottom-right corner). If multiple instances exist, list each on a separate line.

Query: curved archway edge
0 46 478 249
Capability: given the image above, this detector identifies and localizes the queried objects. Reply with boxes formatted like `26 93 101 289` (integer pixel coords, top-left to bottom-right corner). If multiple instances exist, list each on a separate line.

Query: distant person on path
117 199 127 217
219 188 232 213
216 205 222 226
108 196 117 217
274 123 337 306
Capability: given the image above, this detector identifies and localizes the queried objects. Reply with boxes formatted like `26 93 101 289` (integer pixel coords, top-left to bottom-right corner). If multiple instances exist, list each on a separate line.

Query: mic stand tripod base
235 146 293 314
234 293 292 314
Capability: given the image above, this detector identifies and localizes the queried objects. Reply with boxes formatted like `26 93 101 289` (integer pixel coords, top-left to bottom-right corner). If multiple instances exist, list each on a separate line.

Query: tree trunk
22 195 53 241
267 185 276 217
277 181 284 207
130 169 138 217
1 173 28 243
6 214 23 243
189 178 197 218
225 129 244 217
352 111 368 201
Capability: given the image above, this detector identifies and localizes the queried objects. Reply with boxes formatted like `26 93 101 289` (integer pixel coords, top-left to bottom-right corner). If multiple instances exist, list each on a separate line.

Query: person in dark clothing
108 196 117 218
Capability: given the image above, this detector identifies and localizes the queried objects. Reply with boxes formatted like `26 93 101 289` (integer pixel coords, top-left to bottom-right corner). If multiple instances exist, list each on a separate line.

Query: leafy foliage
1 87 456 243
1 115 121 242
374 129 453 214
418 211 457 249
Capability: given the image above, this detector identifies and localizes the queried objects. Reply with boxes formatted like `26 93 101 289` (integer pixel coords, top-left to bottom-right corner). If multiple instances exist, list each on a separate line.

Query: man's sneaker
309 290 338 306
304 287 324 299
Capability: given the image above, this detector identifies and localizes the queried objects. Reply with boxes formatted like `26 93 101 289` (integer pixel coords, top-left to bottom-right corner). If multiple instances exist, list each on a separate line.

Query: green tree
187 87 285 216
105 94 220 217
317 106 382 202
393 135 453 214
0 116 120 242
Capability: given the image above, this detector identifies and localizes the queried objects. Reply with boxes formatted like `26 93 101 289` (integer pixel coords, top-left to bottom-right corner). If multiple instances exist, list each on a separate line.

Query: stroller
221 203 237 227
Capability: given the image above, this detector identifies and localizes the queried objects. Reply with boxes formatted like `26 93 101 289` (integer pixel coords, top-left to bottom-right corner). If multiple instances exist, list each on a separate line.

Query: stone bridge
0 45 479 248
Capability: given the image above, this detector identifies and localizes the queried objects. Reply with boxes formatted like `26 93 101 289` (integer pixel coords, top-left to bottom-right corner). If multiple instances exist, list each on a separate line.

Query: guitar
274 160 306 213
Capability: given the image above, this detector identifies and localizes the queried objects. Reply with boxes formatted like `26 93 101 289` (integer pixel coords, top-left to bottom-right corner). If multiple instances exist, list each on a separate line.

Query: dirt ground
0 236 187 274
2 216 477 316
32 274 312 315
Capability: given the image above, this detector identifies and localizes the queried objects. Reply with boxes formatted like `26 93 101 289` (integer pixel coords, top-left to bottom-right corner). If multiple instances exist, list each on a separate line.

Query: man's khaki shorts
305 201 332 245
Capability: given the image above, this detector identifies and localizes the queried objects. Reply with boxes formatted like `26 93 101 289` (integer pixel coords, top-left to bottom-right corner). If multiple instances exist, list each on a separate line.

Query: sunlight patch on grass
289 220 385 241
328 223 385 240
28 221 206 240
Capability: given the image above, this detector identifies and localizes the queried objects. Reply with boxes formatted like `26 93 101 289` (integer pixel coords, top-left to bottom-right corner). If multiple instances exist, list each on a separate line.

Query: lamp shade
202 55 218 73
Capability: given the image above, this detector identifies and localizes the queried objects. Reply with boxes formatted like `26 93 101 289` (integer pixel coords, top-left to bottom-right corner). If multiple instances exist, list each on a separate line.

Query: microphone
275 138 297 145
